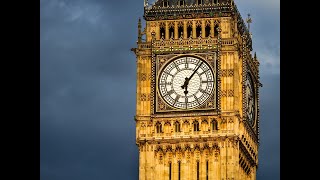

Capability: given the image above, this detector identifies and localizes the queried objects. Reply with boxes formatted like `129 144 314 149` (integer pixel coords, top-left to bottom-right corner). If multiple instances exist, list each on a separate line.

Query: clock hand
181 61 203 90
181 77 189 89
184 84 188 95
188 61 203 80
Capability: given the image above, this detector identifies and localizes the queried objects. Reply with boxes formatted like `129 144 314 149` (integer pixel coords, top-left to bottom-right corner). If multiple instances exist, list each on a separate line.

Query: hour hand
181 77 189 89
184 87 188 95
181 77 189 95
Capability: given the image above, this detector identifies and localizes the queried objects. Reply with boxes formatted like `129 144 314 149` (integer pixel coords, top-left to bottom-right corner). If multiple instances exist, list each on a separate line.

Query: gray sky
40 0 279 179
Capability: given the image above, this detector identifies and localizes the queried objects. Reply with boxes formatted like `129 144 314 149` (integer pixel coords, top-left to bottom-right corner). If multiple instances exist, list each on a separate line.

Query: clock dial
158 56 215 109
245 73 256 127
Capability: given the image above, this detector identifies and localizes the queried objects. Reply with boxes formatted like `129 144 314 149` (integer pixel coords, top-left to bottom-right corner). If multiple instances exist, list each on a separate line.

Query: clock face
158 56 215 109
245 73 256 127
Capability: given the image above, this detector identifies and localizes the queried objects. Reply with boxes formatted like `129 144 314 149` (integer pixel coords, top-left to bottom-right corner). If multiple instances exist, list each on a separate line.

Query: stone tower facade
132 0 261 180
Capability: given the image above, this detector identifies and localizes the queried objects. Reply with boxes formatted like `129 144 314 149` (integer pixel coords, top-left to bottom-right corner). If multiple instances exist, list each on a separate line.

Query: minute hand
188 61 203 80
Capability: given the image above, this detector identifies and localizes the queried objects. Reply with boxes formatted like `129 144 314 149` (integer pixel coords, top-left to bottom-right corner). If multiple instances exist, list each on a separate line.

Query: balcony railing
137 37 235 52
139 129 234 139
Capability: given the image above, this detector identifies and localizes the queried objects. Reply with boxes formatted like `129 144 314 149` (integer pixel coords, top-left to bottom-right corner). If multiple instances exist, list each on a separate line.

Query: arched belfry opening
162 0 169 7
160 23 165 39
178 0 185 6
169 24 174 39
214 24 219 37
196 25 201 38
205 24 211 37
187 25 192 38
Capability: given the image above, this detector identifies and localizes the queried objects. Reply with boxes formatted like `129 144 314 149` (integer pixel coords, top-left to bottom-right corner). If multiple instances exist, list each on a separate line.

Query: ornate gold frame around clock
152 52 219 113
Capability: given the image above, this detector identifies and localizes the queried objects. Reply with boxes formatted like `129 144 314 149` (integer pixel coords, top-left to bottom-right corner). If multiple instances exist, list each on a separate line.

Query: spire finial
246 13 253 38
246 13 252 32
144 0 149 7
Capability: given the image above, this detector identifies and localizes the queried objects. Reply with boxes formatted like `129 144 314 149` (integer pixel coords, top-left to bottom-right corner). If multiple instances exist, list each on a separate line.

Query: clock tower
132 0 261 180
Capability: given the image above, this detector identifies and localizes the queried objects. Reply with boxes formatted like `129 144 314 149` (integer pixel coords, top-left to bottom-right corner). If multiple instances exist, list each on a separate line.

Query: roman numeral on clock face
199 88 209 94
159 81 172 86
202 80 214 83
166 89 174 96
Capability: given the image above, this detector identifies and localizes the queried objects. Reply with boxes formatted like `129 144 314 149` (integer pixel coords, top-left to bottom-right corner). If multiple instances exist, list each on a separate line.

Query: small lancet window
156 122 162 133
169 162 172 180
205 24 211 37
212 119 218 131
214 24 219 37
197 161 200 180
163 0 169 7
194 120 200 131
197 0 203 5
187 26 192 38
169 26 174 39
178 26 183 38
178 161 181 180
175 121 181 132
160 27 165 39
206 161 209 180
196 26 201 37
179 0 185 6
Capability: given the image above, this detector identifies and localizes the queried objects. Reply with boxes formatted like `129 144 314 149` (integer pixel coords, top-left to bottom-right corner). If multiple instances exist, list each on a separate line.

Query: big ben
131 0 261 179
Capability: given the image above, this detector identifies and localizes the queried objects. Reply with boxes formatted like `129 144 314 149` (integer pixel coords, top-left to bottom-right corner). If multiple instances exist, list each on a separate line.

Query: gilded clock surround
132 0 261 179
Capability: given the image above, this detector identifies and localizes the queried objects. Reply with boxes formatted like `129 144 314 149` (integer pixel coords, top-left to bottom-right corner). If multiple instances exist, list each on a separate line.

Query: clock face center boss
158 56 215 110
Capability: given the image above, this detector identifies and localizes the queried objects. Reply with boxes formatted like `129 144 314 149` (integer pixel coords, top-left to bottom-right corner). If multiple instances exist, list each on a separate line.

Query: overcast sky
40 0 280 179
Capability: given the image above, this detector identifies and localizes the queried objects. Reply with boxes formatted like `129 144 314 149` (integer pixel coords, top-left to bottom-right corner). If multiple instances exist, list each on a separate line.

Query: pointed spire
254 52 257 60
144 0 149 7
138 18 142 43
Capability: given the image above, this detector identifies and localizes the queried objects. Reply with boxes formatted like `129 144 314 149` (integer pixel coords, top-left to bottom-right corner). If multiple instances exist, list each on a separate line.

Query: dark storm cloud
41 0 279 180
41 0 141 179
236 1 280 179
256 74 280 179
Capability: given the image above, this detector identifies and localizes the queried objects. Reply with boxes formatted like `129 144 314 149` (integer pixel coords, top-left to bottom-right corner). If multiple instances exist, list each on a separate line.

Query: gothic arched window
212 119 218 131
197 0 203 5
163 0 169 7
196 161 200 180
206 160 209 180
193 120 200 131
178 161 181 180
214 24 219 37
205 24 211 37
196 25 201 38
169 162 172 180
178 25 183 38
175 121 181 132
160 26 165 39
156 122 162 133
169 26 174 39
187 26 192 38
178 0 185 6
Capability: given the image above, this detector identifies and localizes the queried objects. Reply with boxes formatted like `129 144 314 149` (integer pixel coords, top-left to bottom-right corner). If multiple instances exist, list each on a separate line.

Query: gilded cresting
131 0 261 179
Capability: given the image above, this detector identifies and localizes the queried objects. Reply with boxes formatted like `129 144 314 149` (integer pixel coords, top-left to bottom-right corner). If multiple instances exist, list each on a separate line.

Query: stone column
156 22 160 40
192 21 196 39
211 19 215 37
183 21 187 39
174 21 178 39
202 19 206 37
165 21 169 40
